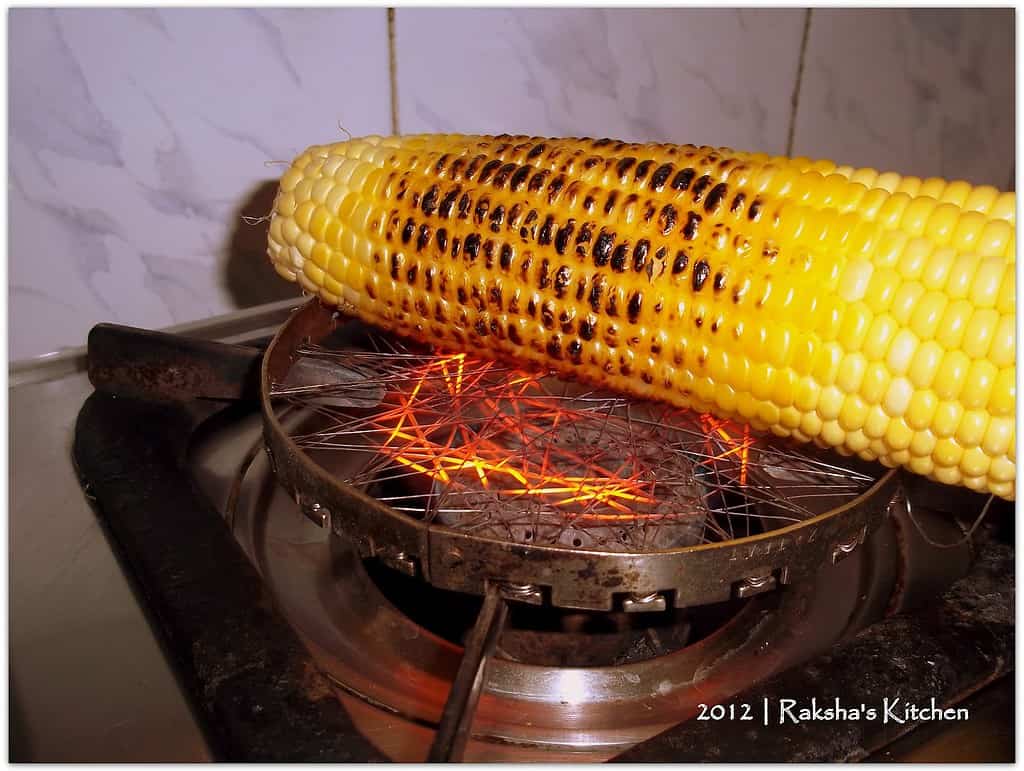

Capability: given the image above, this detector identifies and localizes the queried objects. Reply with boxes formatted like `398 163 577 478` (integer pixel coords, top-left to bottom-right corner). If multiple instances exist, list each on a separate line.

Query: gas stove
10 299 1014 762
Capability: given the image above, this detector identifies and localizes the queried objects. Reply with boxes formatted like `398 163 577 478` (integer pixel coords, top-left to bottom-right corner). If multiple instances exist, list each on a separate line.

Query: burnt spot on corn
541 301 556 329
642 201 656 223
538 258 551 289
730 192 746 214
579 317 596 340
520 254 534 281
489 205 505 233
671 168 695 191
474 198 490 225
627 291 643 323
439 188 459 219
547 175 567 204
682 212 701 240
658 204 678 236
538 216 555 246
606 290 620 318
464 233 481 262
508 324 523 345
567 339 583 364
593 231 614 266
451 236 462 258
458 193 472 219
611 243 630 272
401 218 416 244
575 277 587 301
493 163 517 188
477 159 502 184
748 198 763 221
575 222 594 257
583 194 596 213
528 170 549 193
633 239 650 273
521 209 539 240
449 158 465 179
713 271 727 291
555 220 576 255
527 143 547 160
390 253 402 280
424 266 436 292
691 175 713 203
588 276 606 312
762 242 779 262
415 224 432 250
603 190 619 215
559 308 576 334
634 159 654 183
421 185 440 216
483 239 497 268
672 250 690 275
500 243 514 270
616 157 637 181
510 165 531 192
554 265 572 298
704 183 729 213
546 336 563 360
650 163 673 191
406 262 420 284
692 259 711 291
508 203 524 230
435 228 448 253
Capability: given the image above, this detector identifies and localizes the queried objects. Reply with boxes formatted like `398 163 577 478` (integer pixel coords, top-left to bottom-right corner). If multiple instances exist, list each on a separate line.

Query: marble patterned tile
792 8 1014 186
9 8 391 360
395 8 806 152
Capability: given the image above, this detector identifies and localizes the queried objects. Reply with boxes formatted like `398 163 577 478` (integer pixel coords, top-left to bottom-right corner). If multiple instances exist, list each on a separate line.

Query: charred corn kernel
269 134 1015 499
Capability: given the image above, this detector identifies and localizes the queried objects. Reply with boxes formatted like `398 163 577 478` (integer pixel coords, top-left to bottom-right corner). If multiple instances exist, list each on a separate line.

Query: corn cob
267 134 1016 501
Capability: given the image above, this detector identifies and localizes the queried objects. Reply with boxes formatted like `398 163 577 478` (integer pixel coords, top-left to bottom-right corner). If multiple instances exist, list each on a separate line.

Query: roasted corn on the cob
267 134 1016 500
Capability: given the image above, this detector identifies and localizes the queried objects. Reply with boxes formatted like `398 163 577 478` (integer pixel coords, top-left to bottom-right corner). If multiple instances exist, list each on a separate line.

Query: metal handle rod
426 584 509 762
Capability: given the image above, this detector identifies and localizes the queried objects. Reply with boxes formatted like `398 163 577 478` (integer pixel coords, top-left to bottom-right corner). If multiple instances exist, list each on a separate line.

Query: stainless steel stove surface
9 299 1014 762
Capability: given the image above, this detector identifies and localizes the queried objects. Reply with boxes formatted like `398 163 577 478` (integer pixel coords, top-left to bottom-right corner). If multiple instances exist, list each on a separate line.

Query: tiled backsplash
9 7 1015 360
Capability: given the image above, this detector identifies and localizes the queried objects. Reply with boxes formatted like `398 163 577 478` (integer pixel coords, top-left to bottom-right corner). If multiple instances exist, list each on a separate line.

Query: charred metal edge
261 299 901 612
88 323 264 403
72 392 387 762
611 535 1014 762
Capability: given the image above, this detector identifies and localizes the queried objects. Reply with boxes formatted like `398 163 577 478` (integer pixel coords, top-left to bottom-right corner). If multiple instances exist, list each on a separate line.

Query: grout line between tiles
785 8 813 157
387 8 400 135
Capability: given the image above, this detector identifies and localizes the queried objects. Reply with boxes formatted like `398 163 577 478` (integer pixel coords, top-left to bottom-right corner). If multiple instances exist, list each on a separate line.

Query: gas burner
71 303 1012 762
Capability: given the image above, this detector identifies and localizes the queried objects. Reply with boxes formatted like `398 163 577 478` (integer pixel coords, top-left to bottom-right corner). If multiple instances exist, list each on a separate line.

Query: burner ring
261 299 900 611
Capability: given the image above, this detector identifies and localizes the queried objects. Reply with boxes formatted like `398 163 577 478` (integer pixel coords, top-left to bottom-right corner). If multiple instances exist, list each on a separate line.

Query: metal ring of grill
261 299 900 611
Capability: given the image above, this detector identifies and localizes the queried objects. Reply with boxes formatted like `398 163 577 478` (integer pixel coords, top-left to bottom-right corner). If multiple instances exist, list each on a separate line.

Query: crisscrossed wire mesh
270 334 878 553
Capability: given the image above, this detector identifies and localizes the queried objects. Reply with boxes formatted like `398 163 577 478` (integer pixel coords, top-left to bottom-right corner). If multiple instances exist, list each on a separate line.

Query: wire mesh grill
270 335 878 554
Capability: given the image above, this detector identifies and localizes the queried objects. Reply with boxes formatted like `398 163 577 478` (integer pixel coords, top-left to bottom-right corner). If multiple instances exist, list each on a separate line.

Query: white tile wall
9 8 390 360
395 8 806 153
8 8 1015 361
792 8 1014 186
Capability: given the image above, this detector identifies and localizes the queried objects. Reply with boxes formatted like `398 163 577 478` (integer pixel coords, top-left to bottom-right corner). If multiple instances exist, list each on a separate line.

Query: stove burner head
261 302 898 611
275 339 878 554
